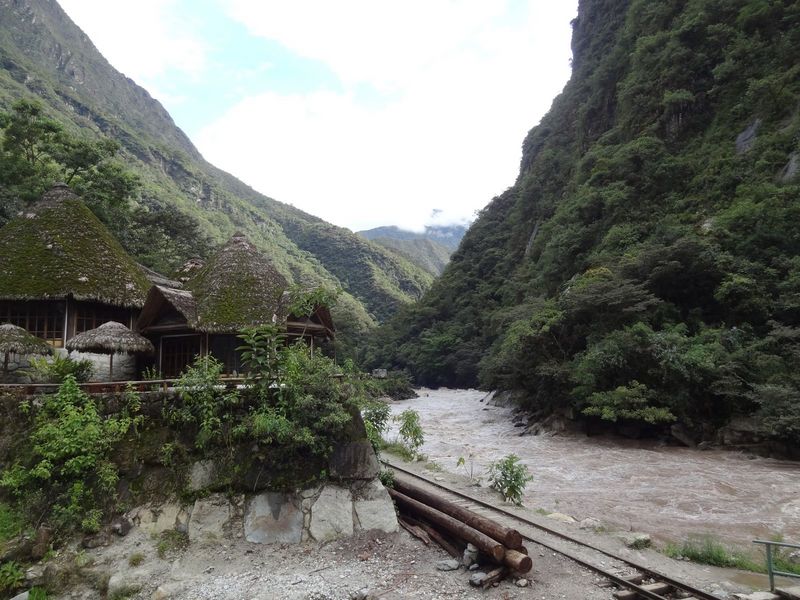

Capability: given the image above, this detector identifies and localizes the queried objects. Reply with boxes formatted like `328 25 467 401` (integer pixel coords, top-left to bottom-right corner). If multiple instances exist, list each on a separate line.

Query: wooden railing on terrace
0 377 248 395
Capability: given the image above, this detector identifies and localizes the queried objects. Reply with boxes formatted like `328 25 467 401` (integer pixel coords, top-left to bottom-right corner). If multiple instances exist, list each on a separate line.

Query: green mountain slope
369 0 800 445
0 0 434 350
366 237 452 277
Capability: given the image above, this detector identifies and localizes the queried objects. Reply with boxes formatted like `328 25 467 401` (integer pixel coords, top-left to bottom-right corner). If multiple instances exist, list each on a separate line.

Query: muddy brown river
386 388 800 548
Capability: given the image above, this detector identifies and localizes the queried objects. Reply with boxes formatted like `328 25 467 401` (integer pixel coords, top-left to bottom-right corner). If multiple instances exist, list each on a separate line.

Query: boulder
578 517 602 531
353 480 398 533
136 503 183 536
107 571 146 598
328 441 379 480
153 581 189 599
188 494 235 542
187 460 218 492
30 526 53 560
436 559 461 571
617 532 651 549
244 492 304 544
308 485 354 542
546 512 577 524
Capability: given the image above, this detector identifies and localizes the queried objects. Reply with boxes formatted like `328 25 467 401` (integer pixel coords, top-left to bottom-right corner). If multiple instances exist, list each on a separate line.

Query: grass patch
664 537 800 576
0 502 23 543
156 530 189 559
380 440 418 462
128 552 146 567
425 460 444 472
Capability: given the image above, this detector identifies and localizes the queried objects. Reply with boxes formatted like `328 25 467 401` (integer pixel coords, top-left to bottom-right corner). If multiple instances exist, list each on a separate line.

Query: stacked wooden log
389 476 532 588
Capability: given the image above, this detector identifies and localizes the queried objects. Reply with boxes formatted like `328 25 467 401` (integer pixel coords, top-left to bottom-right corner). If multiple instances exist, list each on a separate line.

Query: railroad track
382 459 724 600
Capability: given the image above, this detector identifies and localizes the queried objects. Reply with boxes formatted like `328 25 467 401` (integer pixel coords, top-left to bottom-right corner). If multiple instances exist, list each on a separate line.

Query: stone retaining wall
128 479 398 545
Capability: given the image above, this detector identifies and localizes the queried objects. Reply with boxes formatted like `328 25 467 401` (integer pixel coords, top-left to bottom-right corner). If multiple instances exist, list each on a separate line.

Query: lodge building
0 184 334 381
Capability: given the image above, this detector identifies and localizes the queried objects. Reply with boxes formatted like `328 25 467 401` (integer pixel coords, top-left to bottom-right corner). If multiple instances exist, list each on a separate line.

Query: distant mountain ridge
0 0 435 353
358 224 468 251
357 224 468 276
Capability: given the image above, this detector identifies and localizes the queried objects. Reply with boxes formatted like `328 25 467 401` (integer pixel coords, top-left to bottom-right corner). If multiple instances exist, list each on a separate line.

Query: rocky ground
32 522 616 600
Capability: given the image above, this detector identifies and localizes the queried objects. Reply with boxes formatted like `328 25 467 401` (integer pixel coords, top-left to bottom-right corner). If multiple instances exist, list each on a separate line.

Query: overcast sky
58 0 577 232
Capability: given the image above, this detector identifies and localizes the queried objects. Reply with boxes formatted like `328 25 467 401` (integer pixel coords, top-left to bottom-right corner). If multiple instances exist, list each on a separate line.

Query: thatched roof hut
0 184 150 309
66 321 155 355
185 232 288 333
0 323 52 374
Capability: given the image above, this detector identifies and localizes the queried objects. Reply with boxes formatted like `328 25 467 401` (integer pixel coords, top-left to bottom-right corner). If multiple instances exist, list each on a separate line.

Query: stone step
777 586 800 600
613 582 671 600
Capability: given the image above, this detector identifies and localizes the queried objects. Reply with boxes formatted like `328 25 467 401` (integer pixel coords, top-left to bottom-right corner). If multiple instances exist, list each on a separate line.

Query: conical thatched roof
66 321 155 355
186 233 288 333
0 184 150 308
0 324 53 356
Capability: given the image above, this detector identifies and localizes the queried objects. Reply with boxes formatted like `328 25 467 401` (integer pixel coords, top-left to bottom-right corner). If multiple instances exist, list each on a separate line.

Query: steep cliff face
0 0 434 348
370 0 800 443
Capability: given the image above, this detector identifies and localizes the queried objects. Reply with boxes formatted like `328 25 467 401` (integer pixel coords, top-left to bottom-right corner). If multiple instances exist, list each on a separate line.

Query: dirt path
386 389 800 551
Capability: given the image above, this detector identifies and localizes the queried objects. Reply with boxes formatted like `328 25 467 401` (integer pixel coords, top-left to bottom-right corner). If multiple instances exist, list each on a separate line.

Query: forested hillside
367 0 800 445
0 0 434 355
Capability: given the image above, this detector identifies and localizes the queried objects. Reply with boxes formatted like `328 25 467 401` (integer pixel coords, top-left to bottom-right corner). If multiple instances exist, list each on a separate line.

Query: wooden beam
393 476 524 549
389 488 505 562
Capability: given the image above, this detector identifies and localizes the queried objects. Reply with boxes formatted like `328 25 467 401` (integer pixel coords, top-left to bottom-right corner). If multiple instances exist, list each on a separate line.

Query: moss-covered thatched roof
0 184 150 308
186 233 288 333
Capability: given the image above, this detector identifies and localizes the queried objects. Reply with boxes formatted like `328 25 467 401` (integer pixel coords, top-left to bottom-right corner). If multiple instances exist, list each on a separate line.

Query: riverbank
385 388 799 584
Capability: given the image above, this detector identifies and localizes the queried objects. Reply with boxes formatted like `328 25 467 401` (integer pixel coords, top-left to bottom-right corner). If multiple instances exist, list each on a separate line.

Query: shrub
487 454 533 506
156 530 188 559
378 468 395 488
361 400 391 457
0 376 136 534
168 355 240 451
394 409 424 459
27 354 93 384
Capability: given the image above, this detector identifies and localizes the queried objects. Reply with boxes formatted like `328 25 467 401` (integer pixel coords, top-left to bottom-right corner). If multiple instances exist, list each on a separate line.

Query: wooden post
393 477 524 549
389 488 505 562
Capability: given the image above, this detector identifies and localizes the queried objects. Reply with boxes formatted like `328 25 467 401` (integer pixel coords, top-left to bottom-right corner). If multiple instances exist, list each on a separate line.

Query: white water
387 388 800 545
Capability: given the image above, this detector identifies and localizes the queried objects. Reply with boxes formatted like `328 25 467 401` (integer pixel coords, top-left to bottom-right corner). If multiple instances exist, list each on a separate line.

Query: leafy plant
487 454 533 506
361 400 391 457
456 453 480 483
394 409 424 459
27 354 94 384
378 468 395 488
0 376 135 534
0 561 24 595
168 355 240 451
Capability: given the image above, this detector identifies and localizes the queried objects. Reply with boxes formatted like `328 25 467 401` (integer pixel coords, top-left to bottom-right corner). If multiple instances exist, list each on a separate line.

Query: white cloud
58 0 207 87
199 1 577 231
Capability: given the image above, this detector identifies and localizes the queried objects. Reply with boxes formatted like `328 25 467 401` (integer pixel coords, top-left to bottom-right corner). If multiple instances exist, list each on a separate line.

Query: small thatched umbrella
66 321 154 380
0 323 52 377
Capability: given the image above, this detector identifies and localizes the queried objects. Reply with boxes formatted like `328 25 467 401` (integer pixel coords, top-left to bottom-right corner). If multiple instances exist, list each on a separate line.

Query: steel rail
383 459 724 600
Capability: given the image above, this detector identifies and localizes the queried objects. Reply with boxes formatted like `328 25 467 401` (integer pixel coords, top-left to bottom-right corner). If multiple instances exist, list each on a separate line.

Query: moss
0 197 150 308
188 233 288 332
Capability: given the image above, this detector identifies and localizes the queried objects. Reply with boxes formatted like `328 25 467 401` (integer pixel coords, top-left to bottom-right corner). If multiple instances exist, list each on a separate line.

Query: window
161 335 201 378
0 301 65 348
75 305 131 334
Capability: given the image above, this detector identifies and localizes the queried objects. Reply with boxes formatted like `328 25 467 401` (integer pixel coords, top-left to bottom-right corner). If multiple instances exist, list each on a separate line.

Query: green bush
394 409 424 459
0 376 136 534
487 454 533 506
168 355 240 451
27 354 94 384
361 400 391 457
